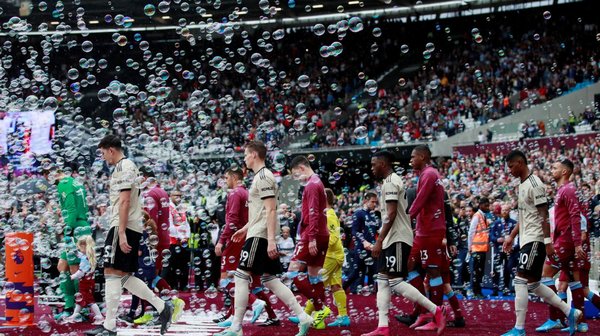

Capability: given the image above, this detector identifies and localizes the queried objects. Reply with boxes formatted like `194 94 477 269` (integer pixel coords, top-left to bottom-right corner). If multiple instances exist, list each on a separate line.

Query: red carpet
2 293 598 335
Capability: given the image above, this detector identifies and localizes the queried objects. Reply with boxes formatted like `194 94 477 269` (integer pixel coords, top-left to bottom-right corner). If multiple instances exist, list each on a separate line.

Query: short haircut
479 197 490 205
413 145 431 159
560 158 574 172
98 134 122 150
582 183 591 190
505 150 527 164
364 190 377 201
245 140 267 160
373 151 395 166
139 166 155 178
290 156 311 169
225 166 244 180
325 188 335 206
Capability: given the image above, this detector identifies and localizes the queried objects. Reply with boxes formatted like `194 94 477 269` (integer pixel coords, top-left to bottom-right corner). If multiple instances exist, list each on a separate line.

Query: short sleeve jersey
518 174 547 247
380 172 414 248
247 167 279 239
109 158 143 233
325 208 345 262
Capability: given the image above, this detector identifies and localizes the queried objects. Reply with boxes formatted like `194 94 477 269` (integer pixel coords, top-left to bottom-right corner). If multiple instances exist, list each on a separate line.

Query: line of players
211 140 595 336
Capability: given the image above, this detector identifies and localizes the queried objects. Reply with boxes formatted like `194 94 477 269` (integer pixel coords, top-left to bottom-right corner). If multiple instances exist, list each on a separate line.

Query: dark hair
139 166 155 178
373 151 395 166
413 145 431 159
479 197 490 205
225 166 244 180
325 188 335 207
98 134 122 150
560 158 574 172
505 150 527 164
290 155 311 169
364 190 377 201
582 183 591 190
245 140 267 160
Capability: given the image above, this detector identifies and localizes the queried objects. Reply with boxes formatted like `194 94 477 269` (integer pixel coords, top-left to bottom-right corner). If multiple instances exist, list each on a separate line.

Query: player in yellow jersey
290 188 350 329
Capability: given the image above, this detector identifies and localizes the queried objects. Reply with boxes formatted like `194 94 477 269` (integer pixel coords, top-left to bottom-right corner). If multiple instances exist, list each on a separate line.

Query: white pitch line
118 313 225 336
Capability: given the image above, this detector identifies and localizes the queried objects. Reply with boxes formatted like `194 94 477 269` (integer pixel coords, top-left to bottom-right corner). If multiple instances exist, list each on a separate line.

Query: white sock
530 282 571 316
262 275 309 322
232 271 251 331
514 276 528 329
90 303 103 319
389 278 437 314
69 304 82 319
103 275 122 331
122 275 165 313
376 274 390 328
252 299 265 309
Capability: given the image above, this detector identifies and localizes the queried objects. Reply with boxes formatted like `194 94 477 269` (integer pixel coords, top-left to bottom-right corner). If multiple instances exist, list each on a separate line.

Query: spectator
343 191 379 293
468 197 492 298
277 226 295 270
490 204 518 296
167 191 191 291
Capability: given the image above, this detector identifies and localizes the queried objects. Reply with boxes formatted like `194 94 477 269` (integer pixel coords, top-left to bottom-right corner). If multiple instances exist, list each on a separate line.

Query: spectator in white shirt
277 226 295 271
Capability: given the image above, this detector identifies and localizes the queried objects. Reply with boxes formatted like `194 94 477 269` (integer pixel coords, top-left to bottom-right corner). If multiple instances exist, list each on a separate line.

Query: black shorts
103 227 142 273
238 237 282 276
517 241 546 278
377 242 411 278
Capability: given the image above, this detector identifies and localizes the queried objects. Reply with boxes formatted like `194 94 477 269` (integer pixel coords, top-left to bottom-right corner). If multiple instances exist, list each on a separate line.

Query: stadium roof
0 0 584 35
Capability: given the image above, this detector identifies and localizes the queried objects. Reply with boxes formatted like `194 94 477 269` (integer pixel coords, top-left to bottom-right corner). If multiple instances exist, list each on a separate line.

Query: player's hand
582 232 588 242
371 240 383 258
575 245 586 260
362 241 373 251
232 228 247 243
503 236 513 253
267 240 278 259
449 245 458 257
215 243 223 256
309 240 318 256
119 232 132 254
545 243 556 260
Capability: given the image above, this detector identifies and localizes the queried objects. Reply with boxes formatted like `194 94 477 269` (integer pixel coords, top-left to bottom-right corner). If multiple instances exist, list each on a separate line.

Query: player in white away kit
214 140 313 336
362 151 447 336
501 150 581 336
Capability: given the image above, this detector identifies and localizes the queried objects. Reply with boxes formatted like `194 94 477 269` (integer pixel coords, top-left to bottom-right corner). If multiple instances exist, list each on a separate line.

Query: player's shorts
545 245 577 276
103 227 142 273
238 237 282 275
221 242 244 273
377 242 411 278
556 246 591 287
322 256 343 287
517 241 546 278
290 235 329 267
409 235 448 271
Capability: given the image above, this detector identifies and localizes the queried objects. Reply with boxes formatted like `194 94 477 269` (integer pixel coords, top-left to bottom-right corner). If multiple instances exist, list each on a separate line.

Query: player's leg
325 258 350 327
536 263 563 332
423 237 446 306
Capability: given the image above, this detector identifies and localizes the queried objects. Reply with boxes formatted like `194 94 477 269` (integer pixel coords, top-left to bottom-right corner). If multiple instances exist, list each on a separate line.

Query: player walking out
361 151 446 336
502 151 581 336
85 135 173 336
213 141 313 336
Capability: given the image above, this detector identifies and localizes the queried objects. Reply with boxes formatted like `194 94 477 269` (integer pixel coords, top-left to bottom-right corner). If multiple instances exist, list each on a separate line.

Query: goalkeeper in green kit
53 170 92 320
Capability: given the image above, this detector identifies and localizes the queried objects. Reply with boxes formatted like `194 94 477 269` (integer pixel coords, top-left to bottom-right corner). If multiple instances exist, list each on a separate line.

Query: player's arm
565 189 585 258
118 189 133 253
408 171 434 219
328 213 341 248
218 197 237 248
264 196 279 259
306 185 322 241
372 200 397 258
566 189 582 246
537 203 554 256
503 222 519 253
